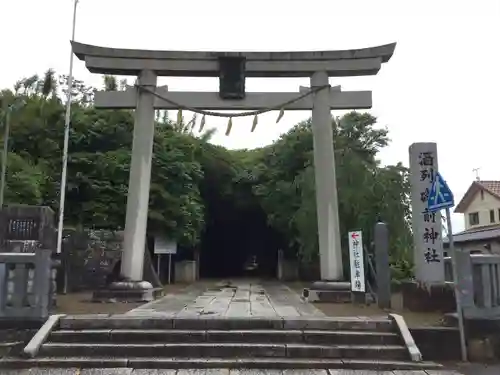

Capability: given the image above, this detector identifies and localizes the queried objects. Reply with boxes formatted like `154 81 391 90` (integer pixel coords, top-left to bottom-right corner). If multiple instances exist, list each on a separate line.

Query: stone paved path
127 280 324 318
0 369 464 374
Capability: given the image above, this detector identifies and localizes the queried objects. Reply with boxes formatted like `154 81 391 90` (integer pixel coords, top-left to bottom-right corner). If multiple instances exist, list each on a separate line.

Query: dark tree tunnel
199 194 282 279
196 148 285 279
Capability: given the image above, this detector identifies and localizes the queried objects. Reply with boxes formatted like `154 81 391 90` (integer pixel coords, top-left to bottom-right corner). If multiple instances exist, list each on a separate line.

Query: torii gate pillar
311 71 343 281
121 70 157 281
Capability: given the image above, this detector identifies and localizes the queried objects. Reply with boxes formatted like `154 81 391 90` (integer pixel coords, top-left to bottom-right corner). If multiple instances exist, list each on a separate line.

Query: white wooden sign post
348 231 366 302
154 237 177 284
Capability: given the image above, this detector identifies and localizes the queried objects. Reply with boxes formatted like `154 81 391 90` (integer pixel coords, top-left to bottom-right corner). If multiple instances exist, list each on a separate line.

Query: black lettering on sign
424 248 440 263
419 152 434 167
420 188 430 202
422 208 437 223
423 227 439 244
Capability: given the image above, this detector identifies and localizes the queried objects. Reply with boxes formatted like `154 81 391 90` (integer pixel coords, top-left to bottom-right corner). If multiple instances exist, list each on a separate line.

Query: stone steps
39 342 409 360
0 315 444 371
57 315 396 331
50 329 402 345
0 356 443 371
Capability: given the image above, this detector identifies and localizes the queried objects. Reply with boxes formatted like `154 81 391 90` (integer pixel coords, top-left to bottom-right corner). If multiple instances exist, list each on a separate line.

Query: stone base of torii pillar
92 279 155 303
92 255 165 303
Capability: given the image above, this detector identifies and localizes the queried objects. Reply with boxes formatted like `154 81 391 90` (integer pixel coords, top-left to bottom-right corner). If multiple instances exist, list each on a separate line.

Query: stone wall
409 327 460 360
444 314 500 361
63 229 123 292
62 229 162 292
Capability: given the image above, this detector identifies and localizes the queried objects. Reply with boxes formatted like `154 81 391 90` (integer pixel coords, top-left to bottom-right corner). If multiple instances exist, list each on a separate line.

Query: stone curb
22 314 65 358
389 313 423 362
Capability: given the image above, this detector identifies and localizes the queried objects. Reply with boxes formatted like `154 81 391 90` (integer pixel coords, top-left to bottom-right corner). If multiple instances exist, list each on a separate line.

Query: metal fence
445 253 500 319
0 250 53 319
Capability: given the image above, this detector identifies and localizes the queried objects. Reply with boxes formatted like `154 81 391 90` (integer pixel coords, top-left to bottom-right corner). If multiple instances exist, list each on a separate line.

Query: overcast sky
1 0 500 232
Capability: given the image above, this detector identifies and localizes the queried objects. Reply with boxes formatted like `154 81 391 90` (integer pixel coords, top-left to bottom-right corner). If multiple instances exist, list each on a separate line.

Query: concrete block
59 315 111 329
110 329 206 343
4 357 130 369
199 343 286 358
172 317 206 330
203 317 283 330
133 370 177 375
285 343 407 360
339 359 442 371
175 261 197 283
282 317 392 331
41 342 288 358
286 343 341 358
303 289 352 303
206 329 302 343
81 369 132 375
303 330 400 345
50 329 112 343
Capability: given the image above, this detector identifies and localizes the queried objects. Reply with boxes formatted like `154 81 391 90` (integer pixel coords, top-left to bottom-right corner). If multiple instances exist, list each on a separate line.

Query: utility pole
56 0 80 255
0 100 25 207
0 105 11 207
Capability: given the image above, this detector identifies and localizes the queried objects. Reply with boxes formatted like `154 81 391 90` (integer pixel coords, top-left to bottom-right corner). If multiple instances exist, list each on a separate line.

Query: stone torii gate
72 42 396 292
